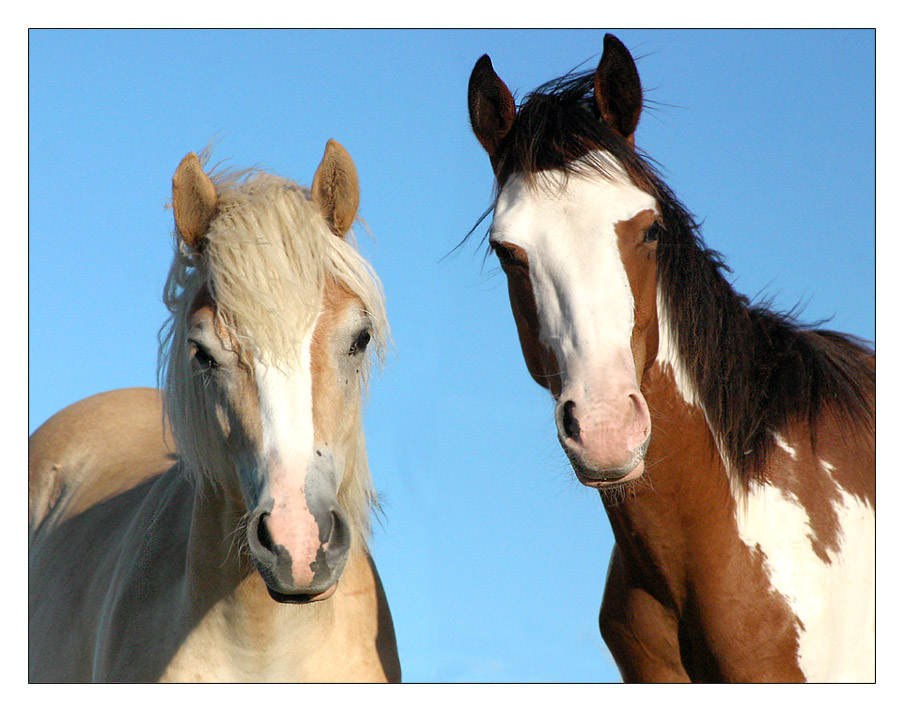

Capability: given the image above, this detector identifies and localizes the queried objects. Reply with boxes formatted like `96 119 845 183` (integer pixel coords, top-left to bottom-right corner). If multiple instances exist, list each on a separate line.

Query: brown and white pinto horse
29 141 401 682
468 35 875 682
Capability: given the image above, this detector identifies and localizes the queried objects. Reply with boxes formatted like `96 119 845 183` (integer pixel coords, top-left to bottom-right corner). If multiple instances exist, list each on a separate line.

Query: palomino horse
29 141 401 682
468 35 875 682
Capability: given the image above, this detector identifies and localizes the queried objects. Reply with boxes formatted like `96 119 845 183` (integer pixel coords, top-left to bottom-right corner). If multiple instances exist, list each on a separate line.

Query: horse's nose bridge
558 340 638 401
262 447 343 542
542 286 636 392
537 226 637 383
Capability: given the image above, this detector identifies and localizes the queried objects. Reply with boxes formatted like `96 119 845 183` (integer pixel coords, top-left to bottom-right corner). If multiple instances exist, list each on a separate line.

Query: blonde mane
158 156 388 546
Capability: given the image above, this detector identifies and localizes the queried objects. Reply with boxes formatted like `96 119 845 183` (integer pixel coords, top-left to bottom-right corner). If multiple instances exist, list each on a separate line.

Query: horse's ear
468 54 516 160
172 152 217 252
312 139 359 239
594 34 643 144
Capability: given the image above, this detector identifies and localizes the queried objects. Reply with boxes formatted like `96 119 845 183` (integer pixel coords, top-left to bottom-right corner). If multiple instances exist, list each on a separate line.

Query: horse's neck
602 361 735 609
182 475 250 590
604 358 875 682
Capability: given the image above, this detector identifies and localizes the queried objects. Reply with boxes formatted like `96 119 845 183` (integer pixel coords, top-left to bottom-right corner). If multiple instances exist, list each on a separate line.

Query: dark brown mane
490 68 876 490
490 70 656 194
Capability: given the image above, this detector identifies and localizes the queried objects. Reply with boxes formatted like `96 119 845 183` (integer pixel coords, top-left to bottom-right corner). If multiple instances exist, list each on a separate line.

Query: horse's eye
192 343 219 370
644 222 664 243
494 245 514 264
491 241 523 267
349 329 371 356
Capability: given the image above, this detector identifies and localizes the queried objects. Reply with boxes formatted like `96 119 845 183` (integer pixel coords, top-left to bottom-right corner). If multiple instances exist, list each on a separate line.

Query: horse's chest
158 610 319 682
158 584 390 682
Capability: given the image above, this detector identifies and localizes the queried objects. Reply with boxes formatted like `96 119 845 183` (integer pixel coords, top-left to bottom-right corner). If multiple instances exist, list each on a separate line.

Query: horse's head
469 35 661 489
164 141 385 602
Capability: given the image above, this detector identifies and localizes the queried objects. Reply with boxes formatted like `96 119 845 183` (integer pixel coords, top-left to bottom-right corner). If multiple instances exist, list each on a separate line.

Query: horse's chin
264 582 338 604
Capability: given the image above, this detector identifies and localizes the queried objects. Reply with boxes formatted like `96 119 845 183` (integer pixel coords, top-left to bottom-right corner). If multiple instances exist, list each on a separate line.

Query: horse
467 34 875 682
28 140 401 682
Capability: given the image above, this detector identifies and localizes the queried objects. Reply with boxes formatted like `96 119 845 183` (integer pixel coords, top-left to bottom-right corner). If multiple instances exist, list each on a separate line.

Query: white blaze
255 331 316 477
253 331 321 582
492 160 657 390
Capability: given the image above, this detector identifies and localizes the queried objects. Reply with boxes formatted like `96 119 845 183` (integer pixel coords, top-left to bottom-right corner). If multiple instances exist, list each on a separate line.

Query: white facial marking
253 332 322 582
734 466 875 681
254 330 316 480
492 158 657 390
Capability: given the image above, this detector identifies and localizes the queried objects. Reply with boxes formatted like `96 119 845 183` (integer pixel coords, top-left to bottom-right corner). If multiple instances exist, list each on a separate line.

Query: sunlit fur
158 156 388 547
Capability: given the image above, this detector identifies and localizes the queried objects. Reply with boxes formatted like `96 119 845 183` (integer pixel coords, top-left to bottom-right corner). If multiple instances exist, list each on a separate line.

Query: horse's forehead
319 278 366 322
191 278 364 360
493 169 657 249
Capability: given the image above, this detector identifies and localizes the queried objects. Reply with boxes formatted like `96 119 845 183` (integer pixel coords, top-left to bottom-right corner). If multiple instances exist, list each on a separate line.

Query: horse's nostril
563 400 581 441
328 509 350 551
257 513 273 552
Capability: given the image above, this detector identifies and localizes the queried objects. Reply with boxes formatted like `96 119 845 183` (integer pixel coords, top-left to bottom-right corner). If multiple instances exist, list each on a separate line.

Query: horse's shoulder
29 388 177 529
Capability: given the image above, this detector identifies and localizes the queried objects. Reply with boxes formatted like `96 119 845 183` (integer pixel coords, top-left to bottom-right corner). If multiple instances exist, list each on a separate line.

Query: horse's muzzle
555 389 651 487
246 504 351 603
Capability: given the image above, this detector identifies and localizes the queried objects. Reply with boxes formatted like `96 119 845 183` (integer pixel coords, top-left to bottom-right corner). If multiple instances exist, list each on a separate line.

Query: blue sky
28 30 875 683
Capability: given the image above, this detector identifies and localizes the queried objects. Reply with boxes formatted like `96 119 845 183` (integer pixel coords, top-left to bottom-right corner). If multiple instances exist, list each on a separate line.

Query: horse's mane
488 69 875 491
158 155 388 544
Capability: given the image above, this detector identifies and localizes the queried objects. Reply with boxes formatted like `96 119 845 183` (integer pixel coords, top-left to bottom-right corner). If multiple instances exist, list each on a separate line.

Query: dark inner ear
593 34 643 141
468 54 517 158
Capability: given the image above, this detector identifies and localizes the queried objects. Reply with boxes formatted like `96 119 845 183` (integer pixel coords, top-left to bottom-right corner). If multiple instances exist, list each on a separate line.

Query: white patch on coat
735 475 875 681
773 432 798 460
491 157 657 391
654 286 750 495
819 459 836 474
655 284 700 407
